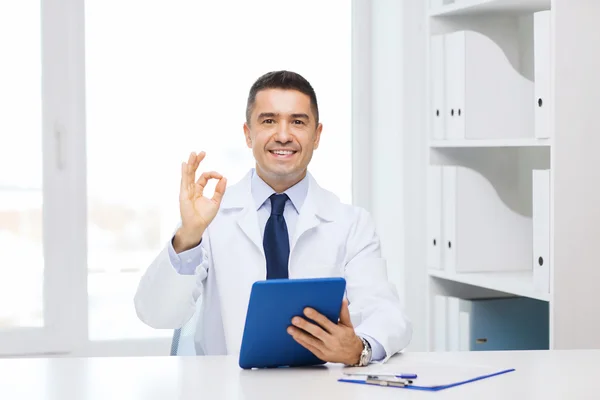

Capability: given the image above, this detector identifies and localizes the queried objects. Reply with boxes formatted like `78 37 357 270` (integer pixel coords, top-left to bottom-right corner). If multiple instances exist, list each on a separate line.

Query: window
84 1 351 341
0 0 44 330
0 0 80 355
0 0 352 354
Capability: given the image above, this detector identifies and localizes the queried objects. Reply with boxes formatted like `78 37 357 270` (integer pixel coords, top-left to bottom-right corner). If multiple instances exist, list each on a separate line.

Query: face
243 88 322 187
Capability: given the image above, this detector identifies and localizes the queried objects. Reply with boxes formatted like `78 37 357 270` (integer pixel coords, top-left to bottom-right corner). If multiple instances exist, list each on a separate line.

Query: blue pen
396 373 417 379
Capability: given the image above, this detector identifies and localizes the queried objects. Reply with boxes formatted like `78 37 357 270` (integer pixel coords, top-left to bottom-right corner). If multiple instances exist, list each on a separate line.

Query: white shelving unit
430 138 550 148
423 0 600 352
429 0 550 17
428 269 550 302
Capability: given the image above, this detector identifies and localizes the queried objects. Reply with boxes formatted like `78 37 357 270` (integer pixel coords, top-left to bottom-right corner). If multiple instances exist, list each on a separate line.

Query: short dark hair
245 70 319 126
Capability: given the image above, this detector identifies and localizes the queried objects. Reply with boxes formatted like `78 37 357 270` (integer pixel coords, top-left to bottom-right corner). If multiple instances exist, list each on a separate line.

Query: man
134 70 411 365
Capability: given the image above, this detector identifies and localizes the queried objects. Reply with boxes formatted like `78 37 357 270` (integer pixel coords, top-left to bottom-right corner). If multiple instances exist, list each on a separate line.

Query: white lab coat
134 170 411 362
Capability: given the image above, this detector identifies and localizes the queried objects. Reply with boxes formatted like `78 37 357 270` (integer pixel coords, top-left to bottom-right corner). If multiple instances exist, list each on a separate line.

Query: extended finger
304 307 337 334
212 177 227 203
292 336 326 361
291 316 330 342
186 152 202 185
287 326 326 359
180 161 190 194
187 151 196 166
193 151 206 170
181 152 198 193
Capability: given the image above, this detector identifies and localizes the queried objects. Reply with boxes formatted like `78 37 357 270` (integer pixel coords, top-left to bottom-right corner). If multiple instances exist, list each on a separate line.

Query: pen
395 373 417 380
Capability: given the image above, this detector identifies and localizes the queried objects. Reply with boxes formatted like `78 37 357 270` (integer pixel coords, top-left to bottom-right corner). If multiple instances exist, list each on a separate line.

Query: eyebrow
257 112 310 121
290 113 310 120
257 112 277 120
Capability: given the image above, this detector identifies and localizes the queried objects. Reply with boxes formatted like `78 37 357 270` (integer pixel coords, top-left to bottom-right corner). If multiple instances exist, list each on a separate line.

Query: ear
243 122 253 148
313 123 323 150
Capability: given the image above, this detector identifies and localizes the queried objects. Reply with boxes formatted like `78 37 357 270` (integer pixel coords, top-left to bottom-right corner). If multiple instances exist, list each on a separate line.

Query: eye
292 120 305 125
262 119 275 124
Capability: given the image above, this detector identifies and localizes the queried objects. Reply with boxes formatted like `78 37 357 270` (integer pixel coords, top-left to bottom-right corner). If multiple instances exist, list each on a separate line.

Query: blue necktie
263 193 290 279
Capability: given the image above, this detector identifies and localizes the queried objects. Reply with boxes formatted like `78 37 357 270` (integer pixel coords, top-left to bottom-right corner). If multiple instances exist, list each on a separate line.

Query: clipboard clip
365 376 410 387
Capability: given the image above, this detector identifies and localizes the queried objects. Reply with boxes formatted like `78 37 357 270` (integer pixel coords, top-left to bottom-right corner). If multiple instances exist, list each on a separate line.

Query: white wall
399 0 428 353
370 0 406 304
552 0 600 349
353 0 428 351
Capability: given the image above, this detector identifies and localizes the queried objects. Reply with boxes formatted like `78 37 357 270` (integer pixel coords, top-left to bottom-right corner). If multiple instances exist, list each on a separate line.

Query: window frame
0 0 370 356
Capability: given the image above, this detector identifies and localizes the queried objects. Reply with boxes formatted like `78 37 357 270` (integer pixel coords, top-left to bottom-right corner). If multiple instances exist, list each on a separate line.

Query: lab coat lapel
291 173 336 252
292 197 320 251
220 170 264 257
236 207 264 256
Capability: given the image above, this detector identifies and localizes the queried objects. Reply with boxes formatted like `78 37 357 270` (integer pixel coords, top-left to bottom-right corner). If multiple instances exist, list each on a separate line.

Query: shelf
429 0 550 17
430 138 551 148
428 269 550 302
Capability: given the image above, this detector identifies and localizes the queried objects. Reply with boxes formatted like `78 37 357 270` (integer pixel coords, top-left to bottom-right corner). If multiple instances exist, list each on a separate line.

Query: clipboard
338 366 515 391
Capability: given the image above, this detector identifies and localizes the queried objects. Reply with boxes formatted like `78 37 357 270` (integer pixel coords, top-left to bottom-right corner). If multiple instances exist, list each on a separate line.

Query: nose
274 122 292 144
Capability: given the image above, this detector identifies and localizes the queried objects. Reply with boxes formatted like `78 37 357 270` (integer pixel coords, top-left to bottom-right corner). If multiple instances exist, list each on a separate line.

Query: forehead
252 88 313 117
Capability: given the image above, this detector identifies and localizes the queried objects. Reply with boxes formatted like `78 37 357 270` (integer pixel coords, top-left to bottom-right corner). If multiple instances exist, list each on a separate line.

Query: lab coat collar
219 168 337 254
220 168 338 223
250 169 307 215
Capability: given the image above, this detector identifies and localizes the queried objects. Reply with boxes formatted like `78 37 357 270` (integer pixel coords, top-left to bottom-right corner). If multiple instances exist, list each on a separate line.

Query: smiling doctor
134 70 412 366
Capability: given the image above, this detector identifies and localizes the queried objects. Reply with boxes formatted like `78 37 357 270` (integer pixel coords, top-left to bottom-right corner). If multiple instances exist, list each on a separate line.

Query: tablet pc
238 277 346 369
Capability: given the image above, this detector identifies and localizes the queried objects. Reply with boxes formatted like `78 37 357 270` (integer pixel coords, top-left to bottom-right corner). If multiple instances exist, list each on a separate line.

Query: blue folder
469 297 549 351
338 368 515 391
238 277 347 369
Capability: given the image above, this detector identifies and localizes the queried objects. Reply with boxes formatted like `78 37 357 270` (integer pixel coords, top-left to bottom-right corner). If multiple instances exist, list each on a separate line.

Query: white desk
1 350 597 399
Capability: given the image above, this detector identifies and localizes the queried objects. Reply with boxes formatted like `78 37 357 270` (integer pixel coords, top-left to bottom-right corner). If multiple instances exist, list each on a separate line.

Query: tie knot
269 193 288 216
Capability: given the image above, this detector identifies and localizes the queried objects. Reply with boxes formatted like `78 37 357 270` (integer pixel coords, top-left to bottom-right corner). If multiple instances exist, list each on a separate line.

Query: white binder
534 10 552 139
533 169 551 293
447 296 460 351
433 295 447 351
458 306 471 351
447 296 472 351
431 35 446 140
443 30 534 140
444 31 465 140
442 166 457 272
427 165 443 270
441 165 532 272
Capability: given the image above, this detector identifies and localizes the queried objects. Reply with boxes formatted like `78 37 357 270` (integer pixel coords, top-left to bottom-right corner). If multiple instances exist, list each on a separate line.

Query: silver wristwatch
354 336 372 366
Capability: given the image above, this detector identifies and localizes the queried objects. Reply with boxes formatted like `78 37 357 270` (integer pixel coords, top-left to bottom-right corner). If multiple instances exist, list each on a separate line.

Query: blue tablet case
238 277 346 369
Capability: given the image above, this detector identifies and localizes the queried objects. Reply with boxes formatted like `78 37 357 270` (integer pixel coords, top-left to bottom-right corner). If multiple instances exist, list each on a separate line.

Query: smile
269 150 297 157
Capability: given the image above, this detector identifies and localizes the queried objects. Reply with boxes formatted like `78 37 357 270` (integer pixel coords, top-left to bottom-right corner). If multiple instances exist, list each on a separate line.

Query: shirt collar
251 168 308 214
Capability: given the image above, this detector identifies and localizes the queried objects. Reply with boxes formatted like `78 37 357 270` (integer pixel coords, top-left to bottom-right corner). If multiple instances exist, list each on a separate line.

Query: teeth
272 150 294 155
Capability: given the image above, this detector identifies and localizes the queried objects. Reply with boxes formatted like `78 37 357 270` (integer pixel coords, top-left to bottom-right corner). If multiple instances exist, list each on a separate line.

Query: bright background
0 0 352 351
